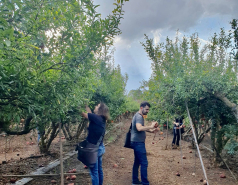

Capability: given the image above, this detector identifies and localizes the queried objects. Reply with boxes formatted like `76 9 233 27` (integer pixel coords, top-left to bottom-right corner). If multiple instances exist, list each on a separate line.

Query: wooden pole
179 126 184 168
2 172 90 177
165 116 169 150
5 134 7 162
59 123 64 185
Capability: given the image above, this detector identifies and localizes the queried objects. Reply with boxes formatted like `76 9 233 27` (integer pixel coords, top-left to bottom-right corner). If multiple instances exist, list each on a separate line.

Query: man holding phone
131 101 158 185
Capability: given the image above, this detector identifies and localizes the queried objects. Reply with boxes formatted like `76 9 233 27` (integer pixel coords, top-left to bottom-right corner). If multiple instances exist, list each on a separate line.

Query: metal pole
185 101 209 185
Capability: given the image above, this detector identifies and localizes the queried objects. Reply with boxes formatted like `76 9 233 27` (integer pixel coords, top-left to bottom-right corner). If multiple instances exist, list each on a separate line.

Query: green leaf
16 115 20 123
5 40 11 47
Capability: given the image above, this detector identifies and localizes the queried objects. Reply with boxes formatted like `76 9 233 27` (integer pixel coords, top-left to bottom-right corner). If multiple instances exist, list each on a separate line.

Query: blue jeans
172 129 180 146
36 127 41 143
131 142 149 185
89 144 105 185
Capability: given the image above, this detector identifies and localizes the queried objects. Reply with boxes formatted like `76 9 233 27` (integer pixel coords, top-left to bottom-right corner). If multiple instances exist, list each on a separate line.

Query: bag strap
138 112 144 120
96 130 105 146
129 122 132 130
127 122 132 133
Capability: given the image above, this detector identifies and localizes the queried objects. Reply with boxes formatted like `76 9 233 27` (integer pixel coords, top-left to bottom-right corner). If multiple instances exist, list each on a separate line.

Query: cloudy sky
93 0 238 93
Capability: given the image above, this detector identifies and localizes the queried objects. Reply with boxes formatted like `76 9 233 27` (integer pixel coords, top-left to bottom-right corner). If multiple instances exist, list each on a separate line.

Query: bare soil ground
0 130 40 161
0 131 64 185
0 117 238 185
103 119 237 185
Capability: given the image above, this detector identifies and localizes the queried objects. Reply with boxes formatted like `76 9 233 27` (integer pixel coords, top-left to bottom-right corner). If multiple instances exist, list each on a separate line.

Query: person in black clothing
172 118 184 149
82 103 109 185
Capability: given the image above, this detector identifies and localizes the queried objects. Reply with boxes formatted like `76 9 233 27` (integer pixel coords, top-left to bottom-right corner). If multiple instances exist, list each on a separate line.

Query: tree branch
5 116 33 135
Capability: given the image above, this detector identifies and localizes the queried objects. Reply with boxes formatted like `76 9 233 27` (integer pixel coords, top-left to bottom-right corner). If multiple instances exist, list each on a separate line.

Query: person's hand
150 128 159 133
154 122 159 128
154 128 159 133
176 123 179 126
85 105 92 113
151 122 157 128
81 112 88 119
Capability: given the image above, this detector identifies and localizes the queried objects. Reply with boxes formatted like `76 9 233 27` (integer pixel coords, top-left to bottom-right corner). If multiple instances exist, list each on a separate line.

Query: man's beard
142 110 148 115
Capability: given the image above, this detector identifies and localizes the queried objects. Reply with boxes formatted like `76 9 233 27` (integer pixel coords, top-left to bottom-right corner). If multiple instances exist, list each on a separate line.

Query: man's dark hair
140 101 150 108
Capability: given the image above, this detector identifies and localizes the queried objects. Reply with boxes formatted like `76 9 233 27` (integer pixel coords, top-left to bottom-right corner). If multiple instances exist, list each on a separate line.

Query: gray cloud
95 0 238 41
114 45 152 90
93 0 238 91
201 0 238 16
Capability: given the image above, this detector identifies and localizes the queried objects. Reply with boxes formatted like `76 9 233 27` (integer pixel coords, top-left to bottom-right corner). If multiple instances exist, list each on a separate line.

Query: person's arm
180 122 184 128
136 121 157 132
147 127 160 133
81 105 92 119
173 121 179 126
82 112 88 119
146 128 153 133
85 105 92 113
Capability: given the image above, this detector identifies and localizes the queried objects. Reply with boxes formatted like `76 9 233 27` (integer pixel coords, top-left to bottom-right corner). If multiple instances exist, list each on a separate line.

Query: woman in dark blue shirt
82 103 109 185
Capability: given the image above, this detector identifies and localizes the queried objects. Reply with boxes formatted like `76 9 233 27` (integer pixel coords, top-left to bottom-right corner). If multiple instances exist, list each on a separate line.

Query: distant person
172 118 184 149
36 126 45 144
37 128 41 143
82 103 109 185
130 101 158 185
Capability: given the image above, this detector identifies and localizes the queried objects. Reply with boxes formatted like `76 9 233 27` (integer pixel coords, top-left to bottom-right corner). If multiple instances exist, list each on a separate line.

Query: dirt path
103 119 237 185
1 117 237 185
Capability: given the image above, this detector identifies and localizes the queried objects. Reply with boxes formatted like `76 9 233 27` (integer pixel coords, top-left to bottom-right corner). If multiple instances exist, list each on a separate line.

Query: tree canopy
141 19 238 156
0 0 133 153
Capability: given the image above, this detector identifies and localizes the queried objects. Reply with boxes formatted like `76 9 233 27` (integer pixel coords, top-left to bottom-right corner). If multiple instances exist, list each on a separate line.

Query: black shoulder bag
75 132 104 168
124 123 133 149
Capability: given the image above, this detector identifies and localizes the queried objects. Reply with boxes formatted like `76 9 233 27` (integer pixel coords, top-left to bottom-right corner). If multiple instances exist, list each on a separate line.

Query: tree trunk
62 126 69 140
197 126 211 144
211 119 217 151
62 123 72 141
39 122 59 154
5 116 33 135
216 128 224 156
211 118 222 164
182 126 192 141
74 119 87 140
214 93 238 122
